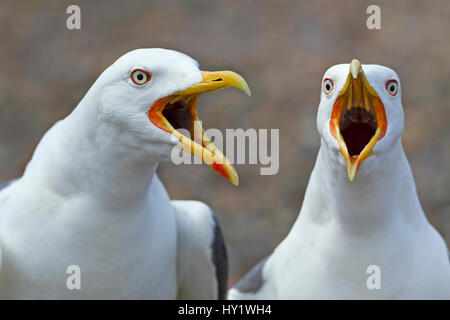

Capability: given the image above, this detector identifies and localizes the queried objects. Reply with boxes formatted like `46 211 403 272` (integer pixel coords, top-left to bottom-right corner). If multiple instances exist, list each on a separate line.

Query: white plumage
0 48 249 299
229 60 450 299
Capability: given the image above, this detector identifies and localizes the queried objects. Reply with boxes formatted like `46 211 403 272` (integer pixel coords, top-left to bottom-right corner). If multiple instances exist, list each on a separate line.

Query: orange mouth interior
145 69 250 185
148 94 238 184
329 73 387 180
148 95 198 135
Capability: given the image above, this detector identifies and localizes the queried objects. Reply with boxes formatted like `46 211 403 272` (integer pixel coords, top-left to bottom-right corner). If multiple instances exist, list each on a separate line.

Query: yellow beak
330 59 387 181
176 71 251 96
148 70 251 186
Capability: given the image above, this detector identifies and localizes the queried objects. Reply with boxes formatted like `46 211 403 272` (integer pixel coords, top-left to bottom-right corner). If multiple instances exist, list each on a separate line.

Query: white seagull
229 60 450 299
0 48 250 299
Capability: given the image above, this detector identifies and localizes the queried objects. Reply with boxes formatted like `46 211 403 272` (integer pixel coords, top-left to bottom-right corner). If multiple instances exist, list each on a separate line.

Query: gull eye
323 78 334 95
131 69 151 85
385 79 398 96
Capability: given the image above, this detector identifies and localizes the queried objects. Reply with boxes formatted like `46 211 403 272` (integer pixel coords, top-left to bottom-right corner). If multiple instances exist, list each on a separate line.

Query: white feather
230 63 450 299
0 49 218 299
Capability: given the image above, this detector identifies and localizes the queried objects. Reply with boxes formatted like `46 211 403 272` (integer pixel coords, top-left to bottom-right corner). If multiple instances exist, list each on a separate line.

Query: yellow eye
131 69 151 85
385 79 398 96
323 78 334 95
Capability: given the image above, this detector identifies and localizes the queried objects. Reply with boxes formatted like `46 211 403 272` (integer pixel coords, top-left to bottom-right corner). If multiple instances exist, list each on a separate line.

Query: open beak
148 70 251 186
329 59 387 181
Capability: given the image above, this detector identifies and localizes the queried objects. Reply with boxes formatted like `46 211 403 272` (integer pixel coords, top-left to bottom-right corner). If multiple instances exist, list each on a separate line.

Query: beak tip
347 169 356 182
350 59 362 79
231 173 239 186
230 71 251 96
346 162 357 182
238 79 251 96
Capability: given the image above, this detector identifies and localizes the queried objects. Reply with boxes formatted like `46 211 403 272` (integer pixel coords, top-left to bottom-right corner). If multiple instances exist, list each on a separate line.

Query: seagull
228 59 450 299
0 48 250 299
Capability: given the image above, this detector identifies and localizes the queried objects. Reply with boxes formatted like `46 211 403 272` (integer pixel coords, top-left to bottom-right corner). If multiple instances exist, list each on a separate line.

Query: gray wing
210 215 228 299
172 200 228 300
233 256 269 295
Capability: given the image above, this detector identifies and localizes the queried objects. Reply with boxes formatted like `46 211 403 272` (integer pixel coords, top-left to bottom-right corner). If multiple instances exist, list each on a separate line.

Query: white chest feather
253 146 450 299
0 177 178 299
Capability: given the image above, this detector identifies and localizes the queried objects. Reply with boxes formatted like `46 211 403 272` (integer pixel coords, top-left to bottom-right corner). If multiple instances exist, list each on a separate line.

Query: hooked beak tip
350 59 362 79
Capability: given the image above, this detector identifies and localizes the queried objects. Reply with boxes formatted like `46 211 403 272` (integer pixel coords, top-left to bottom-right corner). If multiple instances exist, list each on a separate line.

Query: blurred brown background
0 0 449 286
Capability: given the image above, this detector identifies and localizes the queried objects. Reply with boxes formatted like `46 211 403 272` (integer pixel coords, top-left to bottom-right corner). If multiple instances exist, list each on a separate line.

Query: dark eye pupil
390 85 395 91
137 73 144 81
326 84 331 91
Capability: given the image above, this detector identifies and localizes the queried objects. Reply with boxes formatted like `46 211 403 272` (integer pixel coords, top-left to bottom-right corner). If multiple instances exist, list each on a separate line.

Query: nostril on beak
212 78 222 82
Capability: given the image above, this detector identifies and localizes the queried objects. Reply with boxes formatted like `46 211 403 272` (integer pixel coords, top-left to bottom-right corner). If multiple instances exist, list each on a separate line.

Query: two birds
0 49 449 299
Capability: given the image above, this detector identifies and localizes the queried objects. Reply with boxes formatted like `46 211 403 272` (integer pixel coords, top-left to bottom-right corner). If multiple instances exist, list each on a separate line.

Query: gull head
90 48 250 185
316 59 404 181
